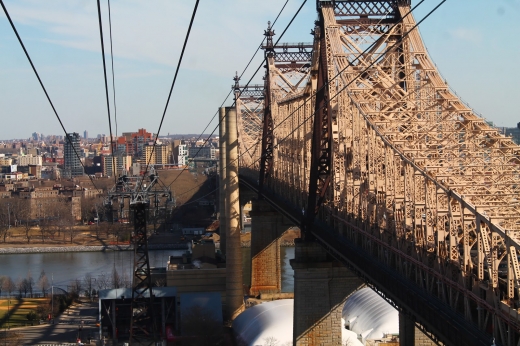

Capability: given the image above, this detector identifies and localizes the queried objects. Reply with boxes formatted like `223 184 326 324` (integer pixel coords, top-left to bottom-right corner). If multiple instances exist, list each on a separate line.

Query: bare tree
263 337 279 346
69 278 82 300
39 216 54 243
121 271 132 288
16 277 23 297
18 277 30 297
81 196 99 224
3 276 15 297
83 273 94 301
10 199 33 243
26 271 34 298
56 198 78 243
38 271 50 297
96 272 110 290
0 276 5 297
111 265 122 289
0 200 11 242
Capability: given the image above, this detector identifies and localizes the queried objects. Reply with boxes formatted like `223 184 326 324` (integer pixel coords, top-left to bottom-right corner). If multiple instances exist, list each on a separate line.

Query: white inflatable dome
342 287 399 342
233 299 363 346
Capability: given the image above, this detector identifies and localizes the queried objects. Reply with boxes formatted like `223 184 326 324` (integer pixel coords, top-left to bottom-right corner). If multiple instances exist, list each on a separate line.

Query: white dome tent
232 299 362 346
342 287 399 343
233 299 294 346
233 287 398 346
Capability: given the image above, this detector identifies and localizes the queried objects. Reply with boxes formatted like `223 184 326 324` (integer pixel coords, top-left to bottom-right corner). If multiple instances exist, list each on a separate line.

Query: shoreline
0 243 189 255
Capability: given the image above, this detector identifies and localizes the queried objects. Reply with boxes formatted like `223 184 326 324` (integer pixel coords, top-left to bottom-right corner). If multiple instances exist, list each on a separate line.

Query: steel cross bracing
234 79 265 171
237 1 520 345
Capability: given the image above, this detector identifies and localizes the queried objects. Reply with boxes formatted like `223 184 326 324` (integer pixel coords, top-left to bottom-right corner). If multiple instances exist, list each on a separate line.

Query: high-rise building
132 129 153 158
102 155 132 177
143 142 171 165
84 130 88 140
64 132 84 177
172 140 188 166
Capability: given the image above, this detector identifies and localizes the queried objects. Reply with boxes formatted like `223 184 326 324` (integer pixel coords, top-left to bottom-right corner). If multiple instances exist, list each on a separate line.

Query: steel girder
235 81 264 172
255 22 313 198
239 1 520 345
303 15 334 239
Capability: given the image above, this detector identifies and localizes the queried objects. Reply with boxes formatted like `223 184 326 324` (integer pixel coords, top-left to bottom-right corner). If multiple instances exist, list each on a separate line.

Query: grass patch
0 298 50 328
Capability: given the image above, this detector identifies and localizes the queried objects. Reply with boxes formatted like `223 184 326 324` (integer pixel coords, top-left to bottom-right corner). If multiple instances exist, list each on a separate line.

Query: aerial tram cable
165 0 301 190
0 0 100 192
137 0 200 194
139 0 447 222
107 0 118 138
165 0 290 170
96 0 117 186
168 0 409 192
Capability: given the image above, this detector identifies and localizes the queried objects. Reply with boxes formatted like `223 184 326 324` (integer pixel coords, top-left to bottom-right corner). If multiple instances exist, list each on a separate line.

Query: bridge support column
218 107 227 255
291 240 363 345
399 313 437 346
225 106 243 320
249 199 285 295
399 313 415 346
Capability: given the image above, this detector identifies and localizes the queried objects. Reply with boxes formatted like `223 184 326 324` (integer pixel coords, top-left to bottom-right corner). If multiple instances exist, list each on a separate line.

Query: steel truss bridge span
236 1 520 345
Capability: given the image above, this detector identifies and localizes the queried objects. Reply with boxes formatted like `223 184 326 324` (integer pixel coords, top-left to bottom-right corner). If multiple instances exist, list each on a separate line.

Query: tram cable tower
106 168 173 345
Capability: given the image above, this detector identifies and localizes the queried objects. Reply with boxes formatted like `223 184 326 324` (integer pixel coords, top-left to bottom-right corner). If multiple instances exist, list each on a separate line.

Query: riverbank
0 243 189 255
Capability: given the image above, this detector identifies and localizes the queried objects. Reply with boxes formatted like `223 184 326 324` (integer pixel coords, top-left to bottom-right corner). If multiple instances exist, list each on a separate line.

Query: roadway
12 300 99 345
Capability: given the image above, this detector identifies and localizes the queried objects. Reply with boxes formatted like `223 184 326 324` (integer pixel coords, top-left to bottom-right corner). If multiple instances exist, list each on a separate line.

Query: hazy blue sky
1 0 519 140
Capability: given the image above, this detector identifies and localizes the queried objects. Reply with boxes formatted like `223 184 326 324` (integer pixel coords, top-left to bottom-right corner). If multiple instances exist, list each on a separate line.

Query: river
0 247 295 293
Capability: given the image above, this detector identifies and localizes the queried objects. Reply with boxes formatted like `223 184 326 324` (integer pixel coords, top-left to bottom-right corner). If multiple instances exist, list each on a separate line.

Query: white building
17 155 43 166
177 143 188 165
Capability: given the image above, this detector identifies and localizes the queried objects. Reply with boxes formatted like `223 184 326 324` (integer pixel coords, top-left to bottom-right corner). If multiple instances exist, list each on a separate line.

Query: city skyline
1 0 519 140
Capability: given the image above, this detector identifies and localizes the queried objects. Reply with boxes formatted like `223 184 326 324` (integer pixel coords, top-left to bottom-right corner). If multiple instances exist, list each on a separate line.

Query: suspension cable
0 0 100 191
107 0 118 138
238 0 429 163
96 0 117 187
244 0 448 171
174 0 441 199
166 0 301 190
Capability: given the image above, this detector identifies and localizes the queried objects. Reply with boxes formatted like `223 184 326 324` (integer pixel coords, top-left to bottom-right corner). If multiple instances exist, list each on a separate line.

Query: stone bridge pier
249 199 295 296
291 240 364 345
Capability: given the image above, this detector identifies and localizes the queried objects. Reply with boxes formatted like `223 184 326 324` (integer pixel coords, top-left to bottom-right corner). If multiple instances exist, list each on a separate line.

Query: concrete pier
249 199 287 295
224 106 244 320
291 240 364 345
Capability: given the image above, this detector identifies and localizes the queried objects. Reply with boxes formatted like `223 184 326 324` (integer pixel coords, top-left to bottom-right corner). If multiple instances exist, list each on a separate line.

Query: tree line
0 196 134 243
0 265 148 300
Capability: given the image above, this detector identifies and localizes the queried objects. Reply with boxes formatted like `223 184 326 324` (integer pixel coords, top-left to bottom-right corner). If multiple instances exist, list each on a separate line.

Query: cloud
3 0 313 78
449 27 482 44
